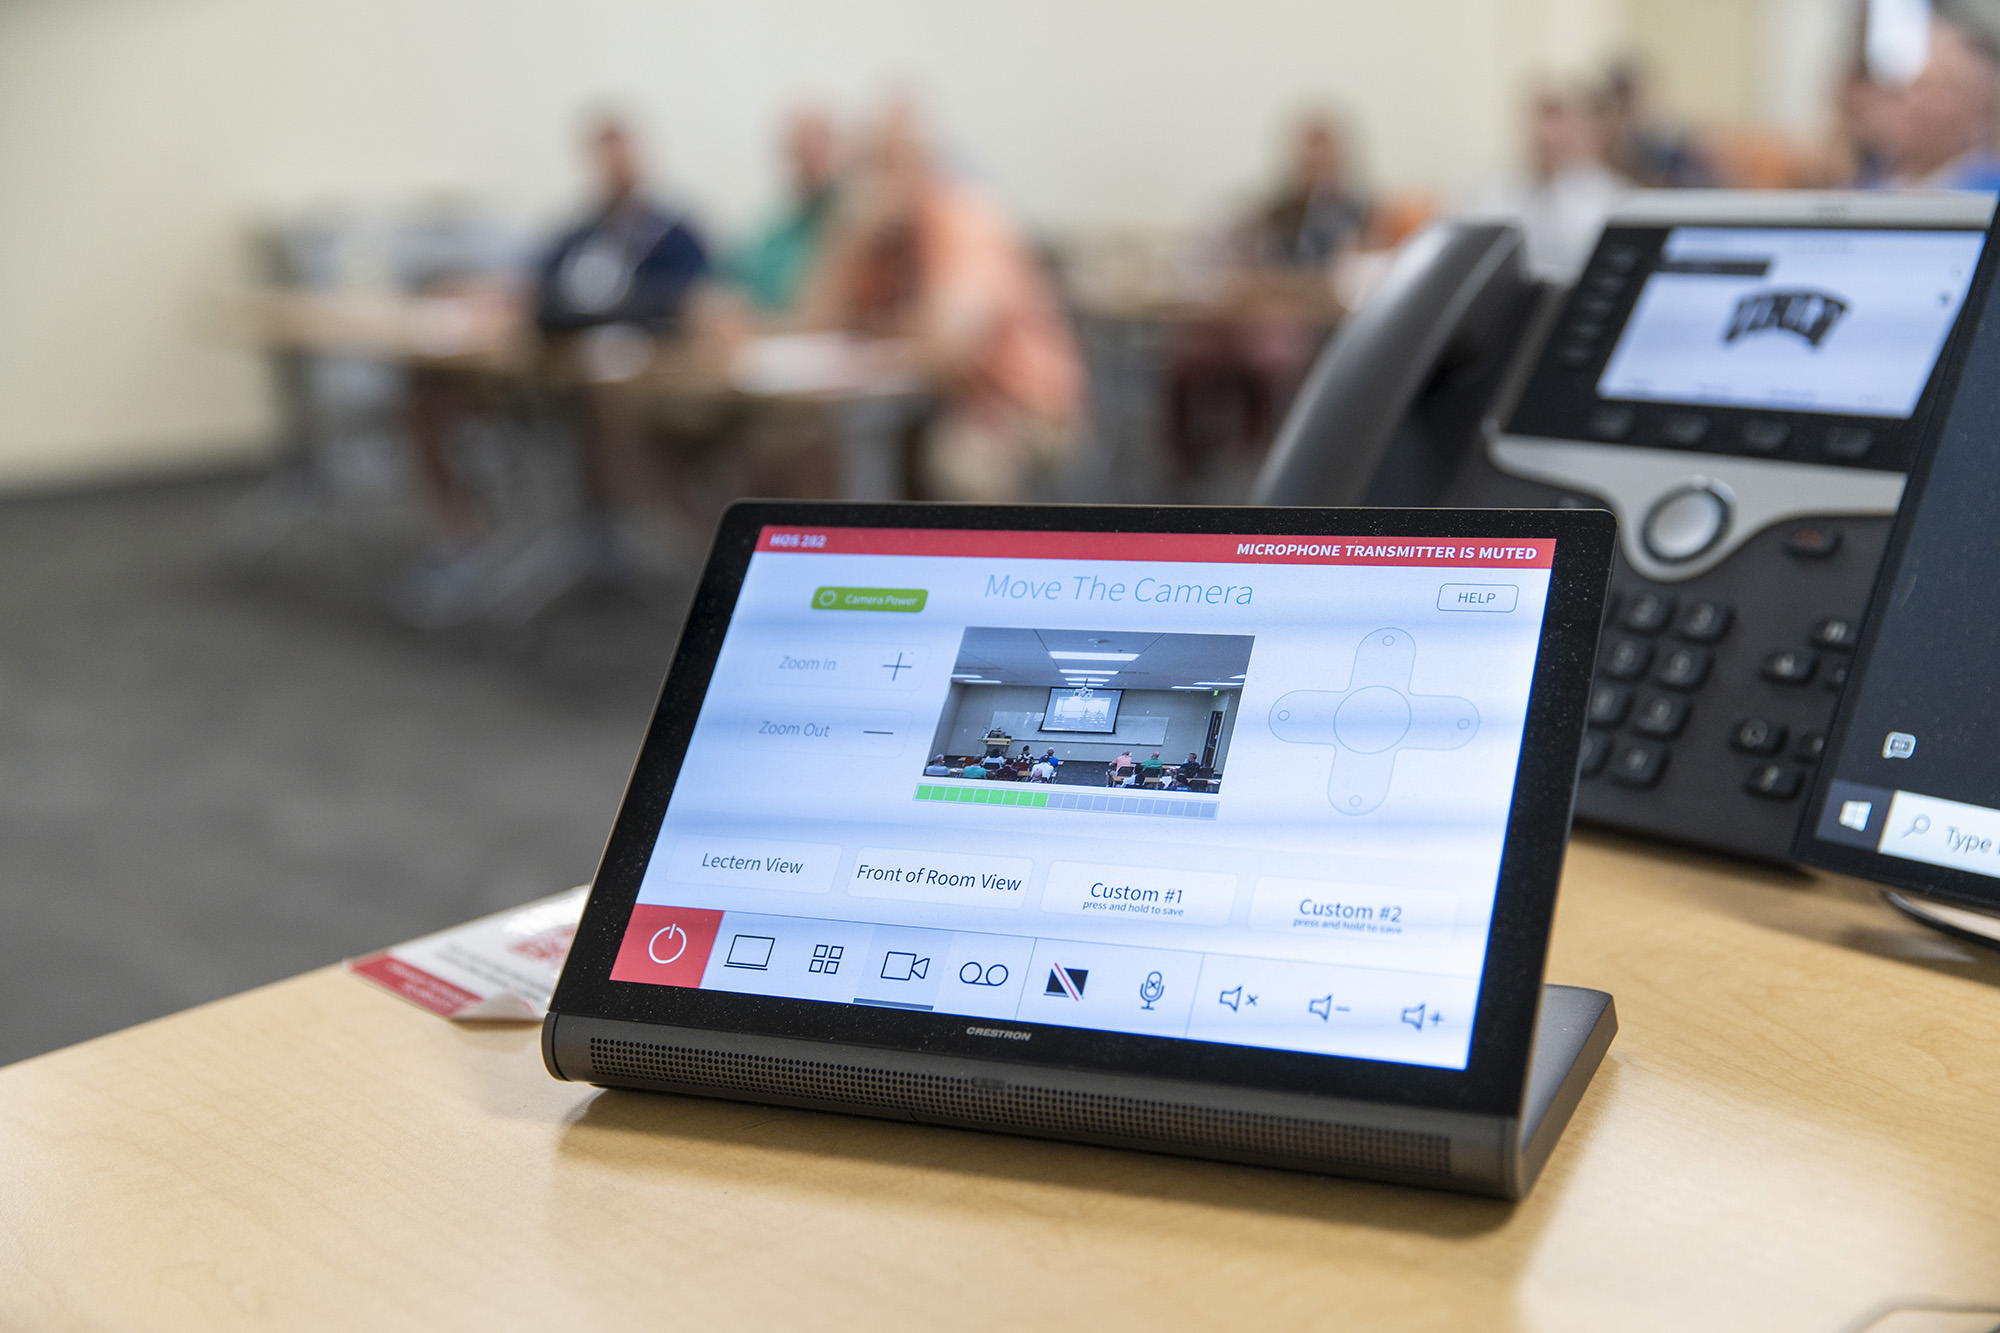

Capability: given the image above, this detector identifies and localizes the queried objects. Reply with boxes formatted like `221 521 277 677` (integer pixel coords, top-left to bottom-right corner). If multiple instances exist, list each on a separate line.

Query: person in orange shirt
800 100 1084 500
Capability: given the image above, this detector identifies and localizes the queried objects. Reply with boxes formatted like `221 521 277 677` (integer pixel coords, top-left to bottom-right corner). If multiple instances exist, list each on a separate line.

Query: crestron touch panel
545 503 1618 1198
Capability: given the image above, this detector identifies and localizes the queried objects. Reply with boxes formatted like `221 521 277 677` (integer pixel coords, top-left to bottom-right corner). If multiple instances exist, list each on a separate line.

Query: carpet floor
0 475 691 1066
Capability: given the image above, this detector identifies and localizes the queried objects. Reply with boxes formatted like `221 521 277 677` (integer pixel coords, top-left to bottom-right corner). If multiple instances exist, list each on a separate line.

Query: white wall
932 683 1231 765
1 0 1760 490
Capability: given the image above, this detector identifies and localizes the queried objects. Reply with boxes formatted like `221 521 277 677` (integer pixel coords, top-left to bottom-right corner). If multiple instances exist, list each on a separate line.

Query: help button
1436 584 1518 613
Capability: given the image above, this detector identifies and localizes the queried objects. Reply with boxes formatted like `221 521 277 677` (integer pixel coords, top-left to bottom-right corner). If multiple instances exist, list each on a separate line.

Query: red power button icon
649 923 689 964
611 906 722 987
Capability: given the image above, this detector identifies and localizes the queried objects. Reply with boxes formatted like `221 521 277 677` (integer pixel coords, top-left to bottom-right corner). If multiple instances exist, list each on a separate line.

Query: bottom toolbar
610 903 1479 1069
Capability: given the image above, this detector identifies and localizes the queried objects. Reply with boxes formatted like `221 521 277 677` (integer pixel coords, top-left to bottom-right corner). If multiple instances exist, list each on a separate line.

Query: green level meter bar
812 586 927 612
915 784 1049 807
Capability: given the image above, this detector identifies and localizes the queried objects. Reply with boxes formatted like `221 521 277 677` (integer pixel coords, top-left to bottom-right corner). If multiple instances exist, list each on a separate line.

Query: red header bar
756 526 1555 568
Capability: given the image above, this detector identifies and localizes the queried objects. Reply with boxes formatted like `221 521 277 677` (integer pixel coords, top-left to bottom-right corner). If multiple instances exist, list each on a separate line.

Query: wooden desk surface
5 833 1999 1331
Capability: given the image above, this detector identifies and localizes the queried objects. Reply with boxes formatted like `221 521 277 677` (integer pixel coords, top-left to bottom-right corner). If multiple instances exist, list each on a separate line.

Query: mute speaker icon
1308 994 1333 1021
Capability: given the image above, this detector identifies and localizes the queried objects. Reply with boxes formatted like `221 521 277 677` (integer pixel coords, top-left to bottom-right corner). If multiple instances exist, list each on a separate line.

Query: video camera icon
881 951 930 981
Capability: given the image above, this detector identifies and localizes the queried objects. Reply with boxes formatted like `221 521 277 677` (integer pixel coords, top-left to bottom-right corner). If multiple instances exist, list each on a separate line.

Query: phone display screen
1597 227 1985 419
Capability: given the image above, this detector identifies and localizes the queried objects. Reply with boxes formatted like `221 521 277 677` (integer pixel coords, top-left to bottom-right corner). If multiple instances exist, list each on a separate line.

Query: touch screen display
1597 226 1984 417
607 528 1556 1070
1804 258 2000 908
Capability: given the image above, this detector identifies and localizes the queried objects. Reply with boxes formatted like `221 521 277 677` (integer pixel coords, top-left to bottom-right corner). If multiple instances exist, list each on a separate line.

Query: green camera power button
811 586 928 612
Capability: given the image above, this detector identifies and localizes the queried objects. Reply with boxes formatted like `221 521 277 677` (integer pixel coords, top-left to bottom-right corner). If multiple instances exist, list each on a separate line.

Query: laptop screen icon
725 935 775 970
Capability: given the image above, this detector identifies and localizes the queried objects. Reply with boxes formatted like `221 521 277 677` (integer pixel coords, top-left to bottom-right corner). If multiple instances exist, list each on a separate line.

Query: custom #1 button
1042 861 1236 926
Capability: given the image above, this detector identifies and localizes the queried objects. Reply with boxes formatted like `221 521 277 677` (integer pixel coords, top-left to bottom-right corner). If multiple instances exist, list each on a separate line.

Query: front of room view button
847 848 1034 909
811 586 928 612
1269 627 1478 815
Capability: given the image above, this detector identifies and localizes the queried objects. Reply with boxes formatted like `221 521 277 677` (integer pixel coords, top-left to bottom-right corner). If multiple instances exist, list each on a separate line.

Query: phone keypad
1584 594 1851 806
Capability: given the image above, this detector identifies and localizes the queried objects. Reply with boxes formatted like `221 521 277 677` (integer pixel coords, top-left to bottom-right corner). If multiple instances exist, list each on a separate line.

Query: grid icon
809 943 844 975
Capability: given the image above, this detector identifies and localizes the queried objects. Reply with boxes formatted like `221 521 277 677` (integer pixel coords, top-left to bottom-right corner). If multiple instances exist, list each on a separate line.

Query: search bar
1877 789 2000 881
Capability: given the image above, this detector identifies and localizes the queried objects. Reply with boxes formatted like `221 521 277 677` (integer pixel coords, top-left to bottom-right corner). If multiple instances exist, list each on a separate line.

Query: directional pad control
1269 628 1479 814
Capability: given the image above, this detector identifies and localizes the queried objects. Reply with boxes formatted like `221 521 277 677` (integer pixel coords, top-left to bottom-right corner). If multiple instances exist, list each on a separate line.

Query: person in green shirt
961 762 988 779
1139 752 1166 781
727 108 840 313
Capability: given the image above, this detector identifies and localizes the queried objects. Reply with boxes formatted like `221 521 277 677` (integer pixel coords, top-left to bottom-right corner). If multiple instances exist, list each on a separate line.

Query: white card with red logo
346 887 588 1021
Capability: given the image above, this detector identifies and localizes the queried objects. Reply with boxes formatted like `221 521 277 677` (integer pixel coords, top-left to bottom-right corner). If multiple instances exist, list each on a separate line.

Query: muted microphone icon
1139 971 1165 1010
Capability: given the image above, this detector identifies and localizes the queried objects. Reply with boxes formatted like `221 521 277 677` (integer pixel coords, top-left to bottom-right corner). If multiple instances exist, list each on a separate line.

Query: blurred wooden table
229 289 928 502
4 832 1999 1331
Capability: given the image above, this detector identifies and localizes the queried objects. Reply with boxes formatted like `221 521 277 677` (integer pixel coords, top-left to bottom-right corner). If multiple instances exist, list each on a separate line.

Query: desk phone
1257 191 1995 863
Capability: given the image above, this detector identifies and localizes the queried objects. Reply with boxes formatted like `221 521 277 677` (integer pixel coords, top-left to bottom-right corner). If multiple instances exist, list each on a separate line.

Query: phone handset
1253 221 1533 507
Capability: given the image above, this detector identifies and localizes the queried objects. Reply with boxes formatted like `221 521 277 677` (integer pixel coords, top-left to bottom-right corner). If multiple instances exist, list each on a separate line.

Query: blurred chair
223 203 531 570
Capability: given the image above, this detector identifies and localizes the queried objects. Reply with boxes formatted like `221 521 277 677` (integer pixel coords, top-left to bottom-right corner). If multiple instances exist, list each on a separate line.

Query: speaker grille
587 1037 1451 1176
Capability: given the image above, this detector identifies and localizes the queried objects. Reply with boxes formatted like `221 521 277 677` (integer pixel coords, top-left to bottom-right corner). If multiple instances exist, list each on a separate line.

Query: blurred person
1600 61 1717 188
798 100 1084 501
536 114 713 338
406 113 723 560
1474 84 1628 283
1166 113 1365 479
1870 8 2000 190
1240 114 1372 269
728 107 842 315
1808 63 1896 187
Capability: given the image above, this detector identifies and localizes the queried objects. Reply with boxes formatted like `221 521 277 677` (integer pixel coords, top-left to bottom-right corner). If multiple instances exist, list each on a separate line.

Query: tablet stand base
1884 890 2000 953
1516 984 1618 1196
550 982 1621 1200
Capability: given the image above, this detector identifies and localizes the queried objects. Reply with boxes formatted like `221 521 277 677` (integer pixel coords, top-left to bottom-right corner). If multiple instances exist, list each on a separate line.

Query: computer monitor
1796 202 2000 944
